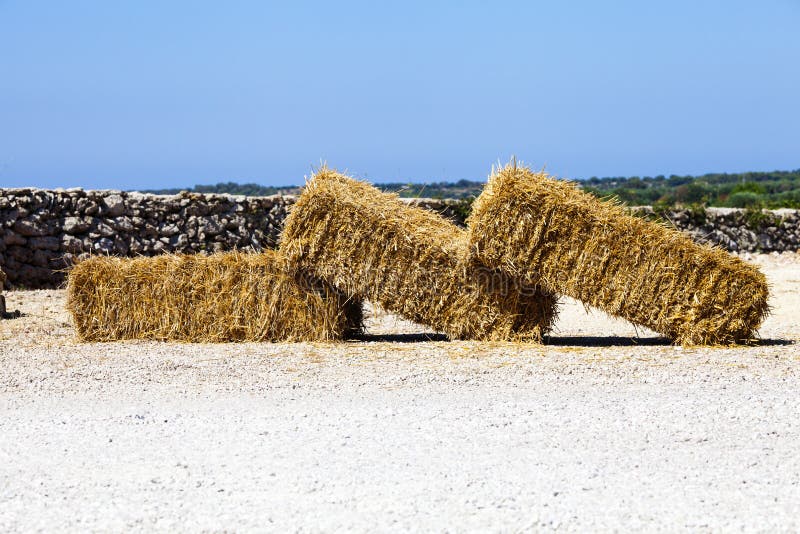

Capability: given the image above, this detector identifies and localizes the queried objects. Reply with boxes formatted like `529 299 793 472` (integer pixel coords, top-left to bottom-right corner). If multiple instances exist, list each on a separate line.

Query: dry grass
467 162 770 346
279 168 558 341
66 250 362 342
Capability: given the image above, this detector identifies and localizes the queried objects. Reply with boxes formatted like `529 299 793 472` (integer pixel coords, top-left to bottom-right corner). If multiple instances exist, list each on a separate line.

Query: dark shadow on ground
352 334 673 345
753 338 795 346
544 335 673 347
350 333 450 343
348 333 794 347
543 335 794 347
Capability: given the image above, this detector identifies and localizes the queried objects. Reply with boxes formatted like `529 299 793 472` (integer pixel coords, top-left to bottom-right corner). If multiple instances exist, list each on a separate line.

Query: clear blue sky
1 1 798 189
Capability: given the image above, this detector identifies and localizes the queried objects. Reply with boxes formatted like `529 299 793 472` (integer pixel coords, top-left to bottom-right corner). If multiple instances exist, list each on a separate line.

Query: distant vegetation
143 169 800 209
581 170 800 210
146 182 303 197
143 179 482 199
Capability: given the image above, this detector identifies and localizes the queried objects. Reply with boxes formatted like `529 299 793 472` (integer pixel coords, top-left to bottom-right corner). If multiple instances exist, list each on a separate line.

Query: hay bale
66 250 362 342
279 168 558 341
467 163 770 345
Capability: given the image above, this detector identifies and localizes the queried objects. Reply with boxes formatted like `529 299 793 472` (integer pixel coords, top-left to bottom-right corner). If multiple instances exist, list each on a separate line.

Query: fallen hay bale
66 251 362 342
467 162 770 345
279 168 558 341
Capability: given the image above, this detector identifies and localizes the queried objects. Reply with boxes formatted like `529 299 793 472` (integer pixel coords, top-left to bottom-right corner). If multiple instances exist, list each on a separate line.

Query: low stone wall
631 206 800 252
0 189 294 288
1 188 798 288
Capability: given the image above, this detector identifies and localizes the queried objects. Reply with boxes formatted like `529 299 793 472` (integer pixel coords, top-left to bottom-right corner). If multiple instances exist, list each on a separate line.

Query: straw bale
279 168 558 341
66 250 362 342
467 163 770 345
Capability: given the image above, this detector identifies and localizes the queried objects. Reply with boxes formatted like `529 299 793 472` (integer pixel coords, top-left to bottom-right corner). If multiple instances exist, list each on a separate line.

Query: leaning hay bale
467 162 770 345
66 250 362 342
279 168 558 341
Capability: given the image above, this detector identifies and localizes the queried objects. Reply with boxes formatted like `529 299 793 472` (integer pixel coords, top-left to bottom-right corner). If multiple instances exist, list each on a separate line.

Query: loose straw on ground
66 250 362 342
467 162 770 345
279 168 558 341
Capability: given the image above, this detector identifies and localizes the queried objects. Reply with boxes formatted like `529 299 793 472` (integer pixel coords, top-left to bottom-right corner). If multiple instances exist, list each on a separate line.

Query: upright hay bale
66 250 362 342
279 168 558 341
467 163 770 345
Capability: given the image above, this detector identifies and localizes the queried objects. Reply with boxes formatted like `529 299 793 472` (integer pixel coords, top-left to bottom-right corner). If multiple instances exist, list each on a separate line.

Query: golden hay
279 168 558 341
467 162 770 346
66 250 362 342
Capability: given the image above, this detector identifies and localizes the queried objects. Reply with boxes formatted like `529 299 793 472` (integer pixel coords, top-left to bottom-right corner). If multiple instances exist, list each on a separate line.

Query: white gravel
1 253 799 532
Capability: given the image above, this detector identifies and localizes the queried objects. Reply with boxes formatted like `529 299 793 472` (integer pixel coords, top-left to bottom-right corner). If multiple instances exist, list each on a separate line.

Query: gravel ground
1 253 799 532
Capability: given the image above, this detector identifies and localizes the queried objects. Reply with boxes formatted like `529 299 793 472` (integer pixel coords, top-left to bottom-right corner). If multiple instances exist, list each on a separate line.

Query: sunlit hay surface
279 168 558 341
66 251 363 342
467 162 770 346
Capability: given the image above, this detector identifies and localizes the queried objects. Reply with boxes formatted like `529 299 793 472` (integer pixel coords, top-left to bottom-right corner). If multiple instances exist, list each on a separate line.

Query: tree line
145 169 800 209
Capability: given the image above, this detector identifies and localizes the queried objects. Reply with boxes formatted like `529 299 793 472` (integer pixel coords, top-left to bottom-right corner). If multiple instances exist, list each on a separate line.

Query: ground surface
1 253 799 532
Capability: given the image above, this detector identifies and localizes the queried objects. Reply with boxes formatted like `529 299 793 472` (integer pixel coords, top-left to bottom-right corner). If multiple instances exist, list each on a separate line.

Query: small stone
13 218 46 237
61 235 84 253
112 216 134 232
158 223 180 237
29 236 61 251
94 222 116 237
169 233 189 249
101 194 126 216
93 237 114 253
3 231 27 246
62 216 91 234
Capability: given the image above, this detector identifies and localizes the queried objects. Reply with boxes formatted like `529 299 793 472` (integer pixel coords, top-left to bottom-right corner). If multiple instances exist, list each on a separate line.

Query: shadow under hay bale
66 251 362 342
543 335 673 347
467 162 770 346
279 168 558 341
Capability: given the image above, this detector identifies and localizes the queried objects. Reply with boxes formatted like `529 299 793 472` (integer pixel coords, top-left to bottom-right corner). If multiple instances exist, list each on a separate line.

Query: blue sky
1 0 798 189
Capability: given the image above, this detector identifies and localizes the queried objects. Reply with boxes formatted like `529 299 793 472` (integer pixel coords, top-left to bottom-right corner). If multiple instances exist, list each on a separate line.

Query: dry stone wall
0 189 291 288
1 188 798 288
630 206 800 253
